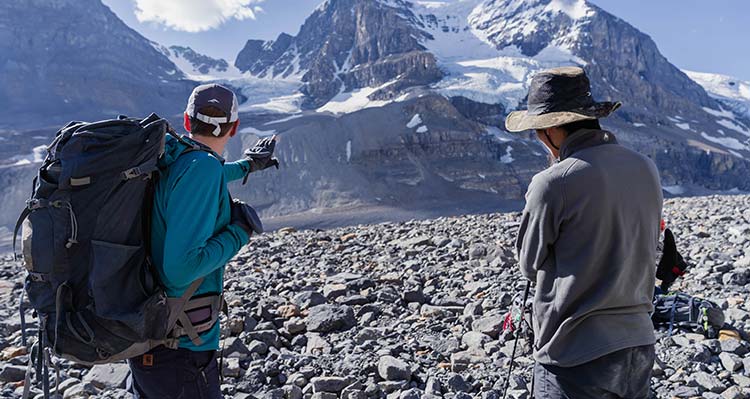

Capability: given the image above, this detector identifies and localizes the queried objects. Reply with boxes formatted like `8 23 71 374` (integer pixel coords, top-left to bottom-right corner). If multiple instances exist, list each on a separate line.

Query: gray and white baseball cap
185 83 239 136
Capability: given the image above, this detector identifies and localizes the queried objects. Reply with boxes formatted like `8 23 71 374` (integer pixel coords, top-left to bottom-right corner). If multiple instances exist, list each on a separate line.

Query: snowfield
686 70 750 121
414 0 589 110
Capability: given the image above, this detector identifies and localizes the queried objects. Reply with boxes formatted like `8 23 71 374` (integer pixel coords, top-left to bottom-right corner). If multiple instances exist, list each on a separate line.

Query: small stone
734 374 750 387
432 236 451 247
82 363 130 389
399 388 422 399
1 346 27 360
223 337 252 359
378 356 411 381
284 317 307 334
672 333 704 347
284 384 303 399
720 338 748 356
58 378 82 394
224 358 241 378
721 386 744 399
311 377 349 393
63 382 99 399
322 284 348 300
247 340 269 356
355 327 383 344
695 371 727 393
306 304 356 333
0 365 26 382
507 390 528 399
340 233 357 242
402 287 426 304
446 373 470 392
719 352 742 371
292 291 326 310
277 304 300 318
472 315 504 339
425 377 442 395
248 330 280 348
469 243 487 259
420 305 462 318
337 295 370 306
399 236 433 248
462 331 491 349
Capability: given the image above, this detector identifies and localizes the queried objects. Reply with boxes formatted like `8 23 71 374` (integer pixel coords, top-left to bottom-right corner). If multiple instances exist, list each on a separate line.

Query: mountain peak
466 0 596 56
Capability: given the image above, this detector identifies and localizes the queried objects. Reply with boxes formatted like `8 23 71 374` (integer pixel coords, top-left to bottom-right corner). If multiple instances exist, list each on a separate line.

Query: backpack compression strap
172 295 225 347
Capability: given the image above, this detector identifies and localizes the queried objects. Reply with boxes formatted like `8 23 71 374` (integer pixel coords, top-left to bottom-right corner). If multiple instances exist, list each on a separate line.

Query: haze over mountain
1 0 749 233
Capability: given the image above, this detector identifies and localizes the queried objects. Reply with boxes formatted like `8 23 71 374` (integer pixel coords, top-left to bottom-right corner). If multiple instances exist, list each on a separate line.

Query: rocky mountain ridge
0 0 194 128
222 0 750 219
1 0 750 231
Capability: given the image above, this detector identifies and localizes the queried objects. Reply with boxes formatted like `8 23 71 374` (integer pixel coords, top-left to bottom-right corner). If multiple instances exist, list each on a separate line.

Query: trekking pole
501 279 531 399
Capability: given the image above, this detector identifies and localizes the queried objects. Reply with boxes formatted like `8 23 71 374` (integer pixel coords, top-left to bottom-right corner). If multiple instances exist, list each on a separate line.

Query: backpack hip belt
171 294 225 347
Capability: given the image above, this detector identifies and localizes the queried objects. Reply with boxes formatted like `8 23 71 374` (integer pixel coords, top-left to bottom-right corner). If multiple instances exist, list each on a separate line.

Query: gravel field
0 194 749 399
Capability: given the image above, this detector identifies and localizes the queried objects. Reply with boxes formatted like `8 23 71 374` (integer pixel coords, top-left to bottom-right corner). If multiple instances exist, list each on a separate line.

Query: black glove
656 228 688 292
242 136 279 184
230 198 264 241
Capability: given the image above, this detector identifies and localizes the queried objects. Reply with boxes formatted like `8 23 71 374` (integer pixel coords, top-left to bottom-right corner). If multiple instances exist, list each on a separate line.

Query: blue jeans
127 346 222 399
533 345 655 399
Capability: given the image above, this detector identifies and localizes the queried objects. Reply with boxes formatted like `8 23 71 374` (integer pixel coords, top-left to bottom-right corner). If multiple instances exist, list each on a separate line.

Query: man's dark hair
190 106 235 137
559 119 601 135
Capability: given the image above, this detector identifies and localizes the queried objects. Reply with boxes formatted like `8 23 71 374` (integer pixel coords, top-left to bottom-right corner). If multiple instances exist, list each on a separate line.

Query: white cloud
134 0 265 32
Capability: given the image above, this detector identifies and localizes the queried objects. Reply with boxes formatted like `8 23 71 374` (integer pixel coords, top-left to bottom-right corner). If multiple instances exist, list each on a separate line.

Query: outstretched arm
224 159 251 183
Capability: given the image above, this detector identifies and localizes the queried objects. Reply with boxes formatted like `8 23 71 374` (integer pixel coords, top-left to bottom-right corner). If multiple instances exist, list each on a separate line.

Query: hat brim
504 101 622 133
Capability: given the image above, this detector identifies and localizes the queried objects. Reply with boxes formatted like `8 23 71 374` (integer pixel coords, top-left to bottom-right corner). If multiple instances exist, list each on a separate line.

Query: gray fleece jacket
516 129 663 367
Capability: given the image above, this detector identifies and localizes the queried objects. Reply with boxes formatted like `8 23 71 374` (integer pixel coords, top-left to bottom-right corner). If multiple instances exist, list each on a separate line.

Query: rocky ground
0 194 749 399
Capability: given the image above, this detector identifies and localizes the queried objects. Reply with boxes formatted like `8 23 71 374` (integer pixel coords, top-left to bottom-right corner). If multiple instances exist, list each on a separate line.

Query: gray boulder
306 305 356 333
377 356 411 381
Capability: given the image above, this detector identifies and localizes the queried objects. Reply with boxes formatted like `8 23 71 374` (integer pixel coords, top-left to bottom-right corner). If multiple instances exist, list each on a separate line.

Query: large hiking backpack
12 114 220 369
652 292 725 338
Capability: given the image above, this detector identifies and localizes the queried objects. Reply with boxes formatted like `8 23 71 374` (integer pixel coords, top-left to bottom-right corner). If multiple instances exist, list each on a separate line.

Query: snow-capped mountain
155 45 243 81
0 0 194 127
686 70 750 119
232 0 716 120
1 0 750 230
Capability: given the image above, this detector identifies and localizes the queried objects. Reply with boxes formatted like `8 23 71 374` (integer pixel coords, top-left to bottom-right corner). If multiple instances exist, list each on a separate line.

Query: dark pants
127 345 222 399
533 345 655 399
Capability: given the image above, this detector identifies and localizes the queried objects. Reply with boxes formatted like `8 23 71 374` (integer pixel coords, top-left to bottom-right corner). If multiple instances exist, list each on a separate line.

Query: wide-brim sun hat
505 66 622 132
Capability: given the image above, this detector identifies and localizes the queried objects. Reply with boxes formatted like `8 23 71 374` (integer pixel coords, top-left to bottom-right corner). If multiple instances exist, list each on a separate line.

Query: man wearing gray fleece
505 67 663 398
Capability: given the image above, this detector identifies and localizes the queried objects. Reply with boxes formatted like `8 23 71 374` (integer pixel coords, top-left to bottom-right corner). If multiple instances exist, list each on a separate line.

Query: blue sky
102 0 750 81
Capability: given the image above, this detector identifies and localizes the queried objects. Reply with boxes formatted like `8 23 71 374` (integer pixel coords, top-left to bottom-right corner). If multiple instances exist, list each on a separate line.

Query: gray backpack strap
176 313 204 347
166 278 205 333
172 295 224 346
12 207 32 260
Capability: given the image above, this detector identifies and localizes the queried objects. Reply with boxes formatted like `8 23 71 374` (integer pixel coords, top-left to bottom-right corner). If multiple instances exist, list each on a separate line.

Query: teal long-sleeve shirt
150 135 250 351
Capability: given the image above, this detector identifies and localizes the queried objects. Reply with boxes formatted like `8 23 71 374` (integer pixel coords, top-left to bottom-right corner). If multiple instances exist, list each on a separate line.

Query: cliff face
226 95 545 217
235 0 442 108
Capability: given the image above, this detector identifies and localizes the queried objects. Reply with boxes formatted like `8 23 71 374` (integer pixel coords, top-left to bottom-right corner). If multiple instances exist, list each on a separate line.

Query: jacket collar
182 135 225 163
558 129 618 161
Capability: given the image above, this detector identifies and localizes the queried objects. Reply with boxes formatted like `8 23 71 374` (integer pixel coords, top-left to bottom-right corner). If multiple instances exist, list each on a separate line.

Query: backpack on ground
12 114 224 395
652 291 725 338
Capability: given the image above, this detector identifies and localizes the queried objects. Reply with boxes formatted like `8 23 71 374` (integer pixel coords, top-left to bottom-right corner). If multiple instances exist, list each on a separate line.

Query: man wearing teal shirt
128 84 278 399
